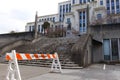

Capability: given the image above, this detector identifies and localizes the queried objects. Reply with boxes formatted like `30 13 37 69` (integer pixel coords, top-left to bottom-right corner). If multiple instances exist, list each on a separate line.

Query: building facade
91 23 120 62
25 14 59 33
25 0 120 63
25 0 120 34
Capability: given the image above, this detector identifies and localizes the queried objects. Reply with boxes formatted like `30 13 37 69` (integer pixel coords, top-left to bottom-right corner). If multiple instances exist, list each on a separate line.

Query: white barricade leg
6 50 21 80
51 52 62 73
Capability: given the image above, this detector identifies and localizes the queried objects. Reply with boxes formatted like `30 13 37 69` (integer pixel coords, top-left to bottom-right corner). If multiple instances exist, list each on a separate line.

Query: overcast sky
0 0 65 34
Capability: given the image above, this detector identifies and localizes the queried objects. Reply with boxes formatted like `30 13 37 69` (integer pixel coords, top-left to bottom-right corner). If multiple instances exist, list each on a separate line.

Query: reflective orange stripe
34 54 39 59
52 54 56 59
41 54 45 59
6 55 11 60
16 53 23 60
25 54 32 60
47 54 51 59
6 53 57 60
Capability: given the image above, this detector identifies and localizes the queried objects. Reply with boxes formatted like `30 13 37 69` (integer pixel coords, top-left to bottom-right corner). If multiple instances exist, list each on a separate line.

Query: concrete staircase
2 52 82 69
16 53 82 69
1 37 84 69
12 37 82 69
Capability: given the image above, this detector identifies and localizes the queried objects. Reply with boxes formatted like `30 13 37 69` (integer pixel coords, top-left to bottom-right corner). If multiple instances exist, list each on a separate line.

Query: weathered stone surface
71 34 92 67
14 37 79 54
0 32 92 68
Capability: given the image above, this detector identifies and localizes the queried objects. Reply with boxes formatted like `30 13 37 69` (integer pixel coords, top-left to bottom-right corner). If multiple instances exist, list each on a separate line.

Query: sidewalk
27 64 120 80
1 63 120 80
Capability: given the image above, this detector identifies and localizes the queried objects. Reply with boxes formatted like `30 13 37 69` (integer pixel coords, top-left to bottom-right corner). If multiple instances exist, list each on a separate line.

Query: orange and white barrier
6 50 62 80
6 53 57 60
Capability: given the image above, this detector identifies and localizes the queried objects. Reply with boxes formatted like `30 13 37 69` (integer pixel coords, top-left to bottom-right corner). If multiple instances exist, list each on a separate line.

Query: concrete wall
92 41 103 63
91 23 120 62
0 32 33 55
91 23 120 40
0 32 33 41
0 32 33 48
71 34 92 67
0 40 31 55
82 35 92 66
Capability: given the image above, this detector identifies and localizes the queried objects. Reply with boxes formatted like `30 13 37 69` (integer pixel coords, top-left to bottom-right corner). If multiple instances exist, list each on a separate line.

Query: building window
111 38 119 60
80 0 82 3
83 11 85 19
67 18 71 24
83 23 85 27
29 26 31 31
106 0 110 14
79 11 87 34
39 19 41 22
107 7 110 10
53 17 55 22
116 0 120 14
66 4 68 12
100 0 103 5
88 0 90 2
32 26 34 31
60 14 62 18
97 14 102 19
50 18 52 20
47 18 49 21
38 25 40 32
83 0 86 3
72 0 75 4
103 39 110 60
111 0 115 14
79 12 82 19
69 4 71 12
59 17 61 22
103 38 120 61
60 5 62 13
83 19 85 23
63 5 65 13
106 0 109 3
59 14 62 22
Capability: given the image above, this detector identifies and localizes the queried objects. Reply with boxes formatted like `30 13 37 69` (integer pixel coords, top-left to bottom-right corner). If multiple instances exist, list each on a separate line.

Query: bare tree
10 30 16 33
47 25 66 37
42 21 50 35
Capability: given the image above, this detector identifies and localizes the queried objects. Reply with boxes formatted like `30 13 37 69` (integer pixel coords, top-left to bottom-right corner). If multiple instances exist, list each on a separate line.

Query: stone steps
12 37 81 69
3 55 80 69
2 53 80 69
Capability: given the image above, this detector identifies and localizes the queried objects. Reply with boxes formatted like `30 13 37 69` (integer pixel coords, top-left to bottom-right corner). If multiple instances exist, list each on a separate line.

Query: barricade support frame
6 50 62 80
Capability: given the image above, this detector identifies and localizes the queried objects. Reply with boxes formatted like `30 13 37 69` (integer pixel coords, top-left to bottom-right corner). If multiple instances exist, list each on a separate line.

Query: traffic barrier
6 52 57 60
6 50 62 80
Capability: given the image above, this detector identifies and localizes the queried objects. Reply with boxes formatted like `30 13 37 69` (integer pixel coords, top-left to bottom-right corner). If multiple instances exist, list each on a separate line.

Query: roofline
58 0 71 4
38 14 58 18
26 22 35 24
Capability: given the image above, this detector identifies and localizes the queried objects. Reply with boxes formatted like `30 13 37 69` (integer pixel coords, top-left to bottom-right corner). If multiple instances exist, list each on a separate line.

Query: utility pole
34 11 38 39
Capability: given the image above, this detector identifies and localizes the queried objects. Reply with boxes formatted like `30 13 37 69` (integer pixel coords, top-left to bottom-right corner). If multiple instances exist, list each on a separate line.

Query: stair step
62 66 83 69
18 64 82 69
4 50 80 69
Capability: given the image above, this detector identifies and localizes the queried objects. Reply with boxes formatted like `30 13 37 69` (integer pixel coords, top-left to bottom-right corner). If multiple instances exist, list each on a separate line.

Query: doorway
103 38 120 61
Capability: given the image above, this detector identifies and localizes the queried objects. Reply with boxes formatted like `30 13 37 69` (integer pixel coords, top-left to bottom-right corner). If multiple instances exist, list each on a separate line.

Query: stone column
87 3 90 34
34 12 38 39
74 11 80 33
